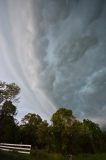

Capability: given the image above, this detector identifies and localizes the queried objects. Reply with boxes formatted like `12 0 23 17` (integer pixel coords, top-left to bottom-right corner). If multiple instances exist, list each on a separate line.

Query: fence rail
0 143 31 154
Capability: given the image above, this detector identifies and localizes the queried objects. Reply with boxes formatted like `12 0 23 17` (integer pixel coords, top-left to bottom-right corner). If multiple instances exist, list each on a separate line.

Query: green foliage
22 113 42 125
36 120 50 148
0 100 18 143
2 100 17 116
0 81 106 155
20 113 42 146
51 107 75 127
20 113 51 149
51 108 76 154
0 81 20 143
0 81 20 103
83 119 103 153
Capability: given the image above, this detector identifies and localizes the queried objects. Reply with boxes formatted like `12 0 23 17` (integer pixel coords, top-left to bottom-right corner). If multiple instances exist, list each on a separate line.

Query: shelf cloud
0 0 106 126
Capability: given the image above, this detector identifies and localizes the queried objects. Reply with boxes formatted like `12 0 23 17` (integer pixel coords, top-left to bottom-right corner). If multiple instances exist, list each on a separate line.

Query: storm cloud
0 0 106 126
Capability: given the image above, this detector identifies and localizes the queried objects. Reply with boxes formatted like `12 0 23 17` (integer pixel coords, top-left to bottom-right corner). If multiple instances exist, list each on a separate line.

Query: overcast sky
0 0 106 127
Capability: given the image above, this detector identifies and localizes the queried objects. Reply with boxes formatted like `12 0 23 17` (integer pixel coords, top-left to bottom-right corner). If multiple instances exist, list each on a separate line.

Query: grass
0 150 29 160
31 149 65 160
1 150 106 160
74 153 106 160
0 150 65 160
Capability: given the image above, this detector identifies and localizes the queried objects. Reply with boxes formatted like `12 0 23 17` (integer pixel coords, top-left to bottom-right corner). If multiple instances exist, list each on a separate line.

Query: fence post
70 154 72 160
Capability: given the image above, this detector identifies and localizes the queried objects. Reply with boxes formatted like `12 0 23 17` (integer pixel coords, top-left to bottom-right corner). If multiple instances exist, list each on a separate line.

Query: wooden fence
0 143 31 154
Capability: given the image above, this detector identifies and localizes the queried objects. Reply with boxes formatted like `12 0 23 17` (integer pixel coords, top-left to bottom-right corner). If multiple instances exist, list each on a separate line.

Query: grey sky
0 0 106 127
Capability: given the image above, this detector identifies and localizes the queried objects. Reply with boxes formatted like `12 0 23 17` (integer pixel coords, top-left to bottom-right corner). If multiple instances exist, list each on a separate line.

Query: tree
20 113 42 146
0 101 18 143
0 81 20 143
51 108 76 154
0 81 20 104
1 100 17 116
51 108 75 127
22 113 42 125
36 120 50 149
82 119 102 153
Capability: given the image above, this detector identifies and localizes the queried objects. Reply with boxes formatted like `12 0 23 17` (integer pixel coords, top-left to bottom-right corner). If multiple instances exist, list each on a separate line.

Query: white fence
0 143 31 154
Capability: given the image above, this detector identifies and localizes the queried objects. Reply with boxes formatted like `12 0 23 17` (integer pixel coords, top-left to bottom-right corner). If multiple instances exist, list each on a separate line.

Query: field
0 150 106 160
0 150 65 160
74 153 106 160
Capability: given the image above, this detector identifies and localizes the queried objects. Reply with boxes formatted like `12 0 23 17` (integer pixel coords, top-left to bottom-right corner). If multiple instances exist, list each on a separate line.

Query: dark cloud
31 0 106 125
0 0 106 125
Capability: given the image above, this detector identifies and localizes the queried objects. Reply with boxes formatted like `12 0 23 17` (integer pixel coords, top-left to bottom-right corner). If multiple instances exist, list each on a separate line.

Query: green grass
1 150 106 160
74 153 106 160
0 150 65 160
0 150 29 160
31 149 65 160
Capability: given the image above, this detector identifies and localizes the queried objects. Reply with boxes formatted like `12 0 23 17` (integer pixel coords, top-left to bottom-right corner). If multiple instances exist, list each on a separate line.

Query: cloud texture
0 0 106 126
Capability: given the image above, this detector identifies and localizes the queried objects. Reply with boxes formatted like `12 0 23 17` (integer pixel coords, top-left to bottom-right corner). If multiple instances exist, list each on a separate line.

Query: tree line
0 81 106 155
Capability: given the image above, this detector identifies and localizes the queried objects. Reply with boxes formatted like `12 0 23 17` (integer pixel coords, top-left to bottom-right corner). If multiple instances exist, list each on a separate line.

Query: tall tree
36 120 50 149
0 81 20 143
20 113 42 146
1 100 17 116
51 108 76 153
0 101 18 143
51 108 75 127
82 119 102 153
